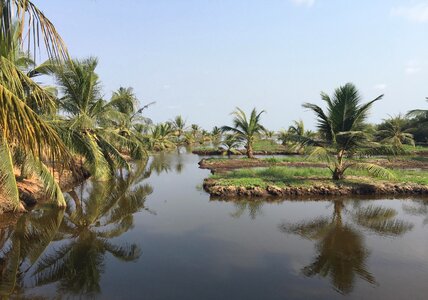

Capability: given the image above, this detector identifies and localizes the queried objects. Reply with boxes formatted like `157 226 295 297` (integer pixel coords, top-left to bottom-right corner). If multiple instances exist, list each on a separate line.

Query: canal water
1 152 428 299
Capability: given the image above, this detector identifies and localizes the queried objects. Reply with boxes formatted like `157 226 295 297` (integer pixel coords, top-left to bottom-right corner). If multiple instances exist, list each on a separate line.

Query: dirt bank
0 165 90 214
203 178 428 198
192 149 300 156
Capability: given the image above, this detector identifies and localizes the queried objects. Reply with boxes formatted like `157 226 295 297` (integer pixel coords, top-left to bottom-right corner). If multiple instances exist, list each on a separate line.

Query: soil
0 164 90 214
203 178 428 198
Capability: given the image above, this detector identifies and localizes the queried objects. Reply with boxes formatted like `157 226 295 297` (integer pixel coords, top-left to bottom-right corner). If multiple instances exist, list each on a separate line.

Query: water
1 152 428 299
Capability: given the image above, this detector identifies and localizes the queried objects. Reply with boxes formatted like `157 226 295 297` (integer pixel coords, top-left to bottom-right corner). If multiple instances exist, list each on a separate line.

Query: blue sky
35 0 428 130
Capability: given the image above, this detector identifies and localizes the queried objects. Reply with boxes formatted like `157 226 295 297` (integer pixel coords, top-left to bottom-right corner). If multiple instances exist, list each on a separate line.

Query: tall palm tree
221 107 266 158
0 1 71 210
49 58 145 179
301 83 395 180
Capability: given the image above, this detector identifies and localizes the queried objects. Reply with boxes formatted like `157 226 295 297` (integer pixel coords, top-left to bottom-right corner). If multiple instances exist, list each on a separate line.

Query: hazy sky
34 0 428 130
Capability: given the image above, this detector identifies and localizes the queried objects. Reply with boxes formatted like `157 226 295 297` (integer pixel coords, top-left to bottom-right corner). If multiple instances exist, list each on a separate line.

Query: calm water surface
1 152 428 299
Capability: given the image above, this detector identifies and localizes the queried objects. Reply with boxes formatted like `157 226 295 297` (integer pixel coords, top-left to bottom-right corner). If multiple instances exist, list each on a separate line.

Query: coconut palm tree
147 123 175 151
171 115 187 140
376 115 415 147
280 200 413 294
221 134 242 156
0 2 71 211
221 107 266 158
301 83 396 180
211 126 222 147
48 58 146 179
190 124 200 139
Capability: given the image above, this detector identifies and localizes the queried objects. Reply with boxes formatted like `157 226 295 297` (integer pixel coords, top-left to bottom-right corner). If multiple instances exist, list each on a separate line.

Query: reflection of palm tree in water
280 200 413 294
230 200 264 220
32 169 153 296
402 199 428 226
144 152 185 176
0 207 64 298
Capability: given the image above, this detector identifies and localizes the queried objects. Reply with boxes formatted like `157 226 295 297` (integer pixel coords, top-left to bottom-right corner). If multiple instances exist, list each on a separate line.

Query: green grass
253 139 288 152
210 166 428 188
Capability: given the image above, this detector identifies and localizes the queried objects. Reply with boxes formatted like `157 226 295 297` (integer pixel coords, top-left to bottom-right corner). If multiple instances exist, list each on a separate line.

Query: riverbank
204 178 428 198
202 164 428 198
0 165 90 214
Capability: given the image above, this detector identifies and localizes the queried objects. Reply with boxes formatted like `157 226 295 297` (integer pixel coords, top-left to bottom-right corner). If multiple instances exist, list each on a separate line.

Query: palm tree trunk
246 142 254 158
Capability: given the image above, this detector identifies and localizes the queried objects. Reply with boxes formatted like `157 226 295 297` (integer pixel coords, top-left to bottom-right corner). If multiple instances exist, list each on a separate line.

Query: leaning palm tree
301 83 396 180
221 107 266 158
0 1 71 211
49 58 145 179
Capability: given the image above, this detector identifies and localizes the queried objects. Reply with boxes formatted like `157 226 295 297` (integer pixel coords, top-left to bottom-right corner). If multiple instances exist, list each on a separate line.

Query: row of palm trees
220 83 426 180
0 2 163 212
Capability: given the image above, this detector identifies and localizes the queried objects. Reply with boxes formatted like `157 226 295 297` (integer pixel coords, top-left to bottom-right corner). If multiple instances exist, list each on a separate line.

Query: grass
253 139 288 152
210 166 428 188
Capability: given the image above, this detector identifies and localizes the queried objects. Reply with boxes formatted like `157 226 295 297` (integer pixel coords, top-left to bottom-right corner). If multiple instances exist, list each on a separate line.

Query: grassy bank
210 166 428 187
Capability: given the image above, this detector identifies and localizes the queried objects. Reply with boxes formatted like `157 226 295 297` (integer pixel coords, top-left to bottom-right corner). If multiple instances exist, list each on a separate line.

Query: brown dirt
203 178 428 198
0 164 90 214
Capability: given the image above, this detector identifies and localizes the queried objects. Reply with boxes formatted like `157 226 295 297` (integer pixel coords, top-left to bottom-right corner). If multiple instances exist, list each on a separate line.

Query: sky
34 0 428 131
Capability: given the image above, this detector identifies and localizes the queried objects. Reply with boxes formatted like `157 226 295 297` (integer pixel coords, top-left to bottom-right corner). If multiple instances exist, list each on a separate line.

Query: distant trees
376 115 415 147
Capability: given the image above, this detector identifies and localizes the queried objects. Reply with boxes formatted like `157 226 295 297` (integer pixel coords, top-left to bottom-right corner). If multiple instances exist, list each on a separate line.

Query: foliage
300 83 397 180
221 107 266 158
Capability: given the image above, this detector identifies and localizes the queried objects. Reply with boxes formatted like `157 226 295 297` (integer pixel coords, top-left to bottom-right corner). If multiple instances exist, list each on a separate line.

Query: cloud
391 3 428 23
374 83 387 91
290 0 315 7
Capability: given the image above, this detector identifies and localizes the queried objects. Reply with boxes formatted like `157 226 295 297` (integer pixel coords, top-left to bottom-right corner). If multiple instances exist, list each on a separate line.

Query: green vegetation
300 83 396 180
222 107 266 158
210 166 428 188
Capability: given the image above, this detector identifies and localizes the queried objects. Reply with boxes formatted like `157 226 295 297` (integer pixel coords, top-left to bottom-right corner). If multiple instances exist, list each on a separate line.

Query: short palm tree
147 123 176 151
376 115 415 147
171 115 187 140
221 107 266 158
301 83 395 180
221 134 242 156
211 126 222 147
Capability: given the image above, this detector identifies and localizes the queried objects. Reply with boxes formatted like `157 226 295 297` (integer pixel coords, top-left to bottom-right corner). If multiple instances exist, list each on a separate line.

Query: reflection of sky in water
3 152 428 299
